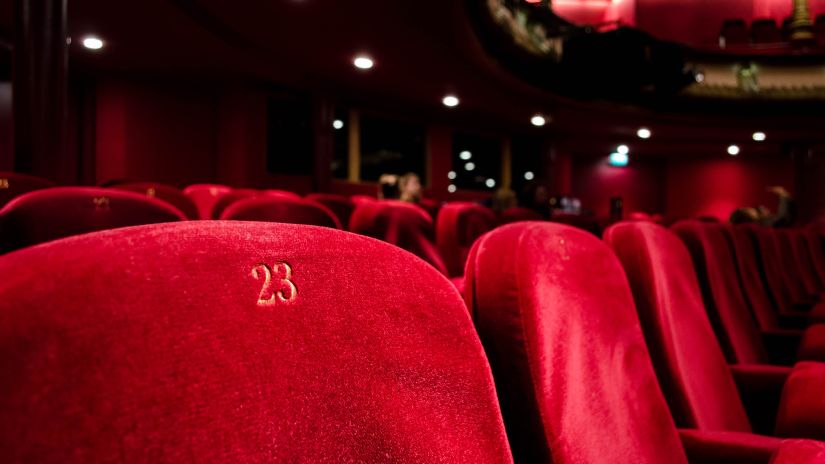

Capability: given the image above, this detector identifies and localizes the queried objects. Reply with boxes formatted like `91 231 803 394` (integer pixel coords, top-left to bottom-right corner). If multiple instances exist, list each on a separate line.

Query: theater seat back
672 221 768 365
183 183 232 219
220 197 342 229
306 193 355 229
726 225 782 330
0 171 54 208
351 201 448 275
749 226 800 309
498 206 543 224
112 182 199 220
604 221 752 433
465 222 687 463
436 202 497 277
0 222 513 463
211 189 259 219
0 187 186 253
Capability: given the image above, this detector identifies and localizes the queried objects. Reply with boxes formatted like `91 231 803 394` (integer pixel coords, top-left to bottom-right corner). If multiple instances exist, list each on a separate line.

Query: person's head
378 174 399 200
398 172 422 203
729 207 760 224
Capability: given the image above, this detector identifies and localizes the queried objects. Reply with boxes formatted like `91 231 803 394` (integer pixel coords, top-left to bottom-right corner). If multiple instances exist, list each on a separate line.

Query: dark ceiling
2 0 825 157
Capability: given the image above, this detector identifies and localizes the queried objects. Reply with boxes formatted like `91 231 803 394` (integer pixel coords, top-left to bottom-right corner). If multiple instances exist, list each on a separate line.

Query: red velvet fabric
183 183 232 219
804 229 825 288
306 193 355 229
0 187 185 253
776 229 821 300
770 439 825 463
220 196 342 229
789 230 825 293
673 221 770 365
465 222 688 463
0 172 55 208
775 361 825 441
727 225 788 330
111 182 200 220
435 202 497 277
263 189 302 199
350 200 448 275
498 207 543 224
604 221 753 432
679 429 781 464
0 222 513 463
750 226 814 307
210 189 259 219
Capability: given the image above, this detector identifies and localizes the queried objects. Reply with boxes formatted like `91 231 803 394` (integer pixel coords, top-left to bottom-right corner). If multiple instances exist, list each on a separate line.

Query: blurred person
378 174 399 200
519 181 551 219
729 185 796 227
398 172 422 203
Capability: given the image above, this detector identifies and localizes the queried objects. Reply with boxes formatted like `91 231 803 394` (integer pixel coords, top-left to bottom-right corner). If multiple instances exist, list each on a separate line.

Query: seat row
2 220 825 462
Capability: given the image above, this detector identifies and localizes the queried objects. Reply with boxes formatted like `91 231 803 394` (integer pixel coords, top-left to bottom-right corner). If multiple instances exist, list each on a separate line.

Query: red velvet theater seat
775 229 823 301
605 221 825 441
728 225 825 327
805 228 825 287
789 230 825 293
112 182 200 220
183 183 232 219
220 196 342 229
498 206 544 224
673 221 825 365
306 193 355 229
350 200 448 275
0 187 186 253
436 202 497 277
0 171 55 208
464 222 822 463
749 226 820 309
210 188 259 219
0 222 513 463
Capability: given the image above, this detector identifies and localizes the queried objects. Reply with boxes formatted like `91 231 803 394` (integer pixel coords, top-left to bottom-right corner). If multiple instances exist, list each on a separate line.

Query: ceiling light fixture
727 145 740 156
531 115 546 127
332 120 344 130
82 36 104 50
637 127 651 139
442 95 459 107
353 56 374 70
524 171 535 181
617 144 629 155
752 132 766 142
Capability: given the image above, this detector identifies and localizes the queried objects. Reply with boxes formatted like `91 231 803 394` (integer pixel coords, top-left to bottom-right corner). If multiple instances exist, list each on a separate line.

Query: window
359 114 426 183
451 132 501 191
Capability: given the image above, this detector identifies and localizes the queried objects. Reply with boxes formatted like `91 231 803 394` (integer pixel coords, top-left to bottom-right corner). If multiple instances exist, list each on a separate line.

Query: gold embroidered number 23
251 262 297 306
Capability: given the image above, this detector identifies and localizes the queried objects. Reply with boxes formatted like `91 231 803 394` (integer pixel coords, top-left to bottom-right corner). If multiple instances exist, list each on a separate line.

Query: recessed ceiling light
617 144 629 155
637 127 651 139
485 179 496 188
695 71 705 83
459 151 472 160
752 132 766 142
727 145 740 156
464 161 475 171
332 120 344 130
531 115 546 127
447 184 457 193
524 171 535 181
353 56 374 70
447 171 457 180
82 36 104 50
442 95 459 107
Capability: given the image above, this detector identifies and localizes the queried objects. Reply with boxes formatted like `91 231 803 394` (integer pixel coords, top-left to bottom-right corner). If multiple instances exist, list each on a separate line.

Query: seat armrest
730 364 792 435
769 439 825 463
678 429 779 464
775 361 825 441
761 329 802 366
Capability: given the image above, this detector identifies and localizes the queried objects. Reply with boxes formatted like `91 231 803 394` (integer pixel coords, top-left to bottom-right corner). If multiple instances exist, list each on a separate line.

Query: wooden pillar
13 0 69 181
347 109 360 182
501 136 513 190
